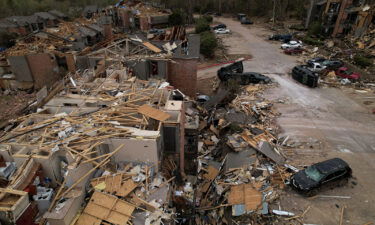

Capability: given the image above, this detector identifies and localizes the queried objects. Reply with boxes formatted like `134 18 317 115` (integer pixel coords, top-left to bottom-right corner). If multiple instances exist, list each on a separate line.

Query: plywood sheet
244 185 262 211
143 42 162 53
138 104 171 121
79 191 135 225
228 184 244 205
76 213 101 225
117 179 138 197
203 166 219 180
227 184 262 211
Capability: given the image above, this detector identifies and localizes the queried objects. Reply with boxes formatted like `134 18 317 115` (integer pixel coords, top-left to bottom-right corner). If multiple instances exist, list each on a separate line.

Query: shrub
169 11 184 26
0 32 18 48
195 18 210 34
200 31 217 58
308 21 322 36
203 15 213 23
302 36 324 46
354 55 373 68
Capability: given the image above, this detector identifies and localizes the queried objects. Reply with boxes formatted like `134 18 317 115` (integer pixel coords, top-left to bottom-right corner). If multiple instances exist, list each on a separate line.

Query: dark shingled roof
0 19 17 29
79 26 98 37
34 12 57 20
48 10 67 18
6 16 29 26
83 5 99 14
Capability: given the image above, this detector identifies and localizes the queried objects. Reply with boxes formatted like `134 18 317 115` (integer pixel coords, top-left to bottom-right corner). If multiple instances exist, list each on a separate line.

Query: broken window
151 61 158 76
304 166 324 182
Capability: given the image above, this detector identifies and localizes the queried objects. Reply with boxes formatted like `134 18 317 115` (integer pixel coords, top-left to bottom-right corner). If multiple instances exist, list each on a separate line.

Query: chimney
100 16 113 41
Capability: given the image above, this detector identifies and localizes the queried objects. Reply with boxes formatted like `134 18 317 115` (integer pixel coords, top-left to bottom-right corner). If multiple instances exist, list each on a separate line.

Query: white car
215 28 231 34
306 62 326 73
281 40 303 49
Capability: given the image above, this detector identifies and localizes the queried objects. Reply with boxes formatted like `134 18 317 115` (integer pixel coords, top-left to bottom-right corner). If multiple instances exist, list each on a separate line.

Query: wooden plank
142 42 162 53
203 166 219 181
227 184 262 211
244 184 262 211
138 104 171 121
227 184 244 205
76 213 101 225
117 179 138 197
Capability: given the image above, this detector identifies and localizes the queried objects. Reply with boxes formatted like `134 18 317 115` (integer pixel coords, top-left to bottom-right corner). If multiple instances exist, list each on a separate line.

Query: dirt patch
197 76 219 96
0 92 35 124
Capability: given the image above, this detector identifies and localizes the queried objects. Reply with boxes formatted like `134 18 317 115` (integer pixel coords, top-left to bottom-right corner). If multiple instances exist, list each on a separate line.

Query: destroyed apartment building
306 0 375 37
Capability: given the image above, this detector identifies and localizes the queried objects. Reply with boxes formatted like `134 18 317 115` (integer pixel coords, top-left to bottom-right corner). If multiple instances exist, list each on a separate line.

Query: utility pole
219 0 222 14
273 0 276 24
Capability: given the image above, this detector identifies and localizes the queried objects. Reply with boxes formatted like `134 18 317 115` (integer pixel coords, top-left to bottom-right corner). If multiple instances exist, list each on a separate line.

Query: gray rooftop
172 34 200 59
34 12 57 20
48 10 67 18
79 26 98 37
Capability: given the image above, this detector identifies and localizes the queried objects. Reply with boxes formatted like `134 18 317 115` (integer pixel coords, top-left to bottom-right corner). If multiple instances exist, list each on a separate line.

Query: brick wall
139 16 150 31
167 58 197 97
65 53 76 73
26 53 60 89
118 8 131 29
103 24 113 41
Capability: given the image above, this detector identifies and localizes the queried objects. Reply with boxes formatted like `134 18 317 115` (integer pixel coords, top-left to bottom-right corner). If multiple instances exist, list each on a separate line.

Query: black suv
218 61 271 84
213 24 226 30
292 65 319 88
269 34 292 43
322 59 344 71
290 158 352 196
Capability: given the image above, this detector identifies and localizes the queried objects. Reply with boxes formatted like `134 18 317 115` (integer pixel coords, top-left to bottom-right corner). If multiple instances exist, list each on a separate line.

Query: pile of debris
168 83 299 224
0 61 185 224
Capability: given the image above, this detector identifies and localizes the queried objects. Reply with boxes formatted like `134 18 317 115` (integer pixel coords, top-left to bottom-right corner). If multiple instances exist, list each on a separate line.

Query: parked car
306 61 326 73
217 60 270 84
214 28 231 34
335 67 360 80
237 72 271 84
322 59 344 71
149 28 165 35
217 60 244 81
284 47 303 55
281 40 303 49
241 17 253 24
237 13 247 21
292 65 319 88
307 57 326 65
269 34 292 43
290 158 352 196
213 24 226 30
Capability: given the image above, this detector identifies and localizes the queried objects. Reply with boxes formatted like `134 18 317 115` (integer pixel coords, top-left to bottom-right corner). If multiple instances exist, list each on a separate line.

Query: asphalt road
203 17 375 224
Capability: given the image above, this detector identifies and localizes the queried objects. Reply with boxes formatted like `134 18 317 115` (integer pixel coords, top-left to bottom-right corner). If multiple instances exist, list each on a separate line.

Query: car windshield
304 166 324 182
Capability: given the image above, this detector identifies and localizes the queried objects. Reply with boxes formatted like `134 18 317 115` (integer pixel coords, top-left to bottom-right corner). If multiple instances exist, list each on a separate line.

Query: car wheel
304 188 318 197
337 177 349 187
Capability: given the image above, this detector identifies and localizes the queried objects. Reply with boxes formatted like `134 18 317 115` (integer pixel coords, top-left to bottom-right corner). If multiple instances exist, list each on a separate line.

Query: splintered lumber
339 205 346 225
142 42 162 53
60 144 124 198
91 173 138 197
138 104 171 121
47 178 67 212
